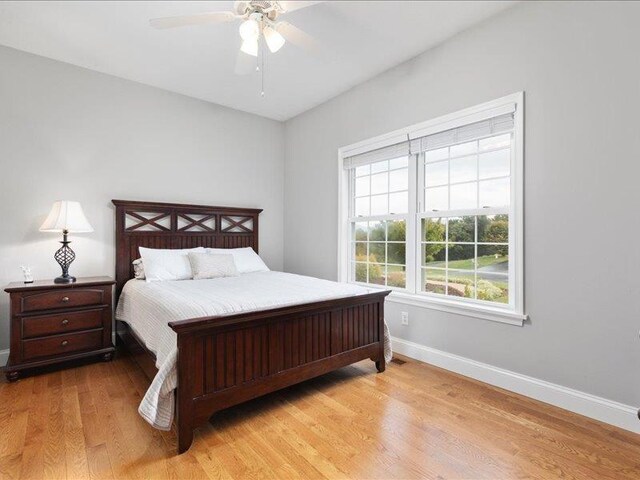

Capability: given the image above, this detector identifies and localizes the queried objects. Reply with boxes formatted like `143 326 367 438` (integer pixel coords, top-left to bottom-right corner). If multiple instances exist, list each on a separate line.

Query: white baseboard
0 349 8 368
391 336 640 435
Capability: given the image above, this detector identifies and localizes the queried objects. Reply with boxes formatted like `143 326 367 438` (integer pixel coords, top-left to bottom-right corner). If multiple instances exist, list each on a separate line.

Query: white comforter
115 271 392 430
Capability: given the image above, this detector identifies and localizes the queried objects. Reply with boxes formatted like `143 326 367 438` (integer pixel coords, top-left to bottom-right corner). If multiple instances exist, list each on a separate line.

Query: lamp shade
240 38 258 57
264 26 285 53
39 201 93 233
239 19 259 42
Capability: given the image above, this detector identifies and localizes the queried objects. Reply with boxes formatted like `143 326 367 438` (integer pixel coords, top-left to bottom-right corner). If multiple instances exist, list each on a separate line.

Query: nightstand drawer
21 288 105 313
22 329 103 361
22 309 103 339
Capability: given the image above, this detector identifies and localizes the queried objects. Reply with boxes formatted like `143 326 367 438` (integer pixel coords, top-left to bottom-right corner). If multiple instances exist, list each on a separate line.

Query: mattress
115 271 392 430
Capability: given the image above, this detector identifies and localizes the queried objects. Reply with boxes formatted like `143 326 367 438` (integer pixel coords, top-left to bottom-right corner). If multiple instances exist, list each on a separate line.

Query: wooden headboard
112 199 262 296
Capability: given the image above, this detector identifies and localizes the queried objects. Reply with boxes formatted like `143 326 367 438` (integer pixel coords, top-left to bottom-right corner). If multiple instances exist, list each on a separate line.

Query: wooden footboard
169 290 390 453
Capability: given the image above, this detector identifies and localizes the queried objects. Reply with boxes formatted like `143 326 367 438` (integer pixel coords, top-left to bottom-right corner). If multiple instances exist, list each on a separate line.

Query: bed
112 199 391 454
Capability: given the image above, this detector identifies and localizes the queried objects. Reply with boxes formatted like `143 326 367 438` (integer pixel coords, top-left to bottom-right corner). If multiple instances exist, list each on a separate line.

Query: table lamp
39 201 93 283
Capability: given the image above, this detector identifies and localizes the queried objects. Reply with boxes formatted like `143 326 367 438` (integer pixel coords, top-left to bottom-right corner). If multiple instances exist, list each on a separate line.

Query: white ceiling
0 1 515 121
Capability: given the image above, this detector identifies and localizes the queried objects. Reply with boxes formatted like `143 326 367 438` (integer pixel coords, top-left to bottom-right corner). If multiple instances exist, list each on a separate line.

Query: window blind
343 141 410 170
410 112 515 153
343 107 515 169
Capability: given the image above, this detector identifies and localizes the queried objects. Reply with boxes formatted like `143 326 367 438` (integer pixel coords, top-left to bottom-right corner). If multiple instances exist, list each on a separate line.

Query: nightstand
3 276 116 381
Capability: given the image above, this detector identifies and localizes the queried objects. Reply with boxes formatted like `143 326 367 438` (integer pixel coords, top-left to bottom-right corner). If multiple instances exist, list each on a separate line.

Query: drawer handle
61 319 69 325
61 296 70 303
61 340 69 346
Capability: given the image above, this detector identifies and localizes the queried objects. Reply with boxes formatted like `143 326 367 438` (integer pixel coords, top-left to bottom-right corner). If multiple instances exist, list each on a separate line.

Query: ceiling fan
150 1 321 58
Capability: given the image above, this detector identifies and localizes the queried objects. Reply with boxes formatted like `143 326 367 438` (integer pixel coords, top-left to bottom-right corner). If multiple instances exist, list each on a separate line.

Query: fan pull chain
261 42 265 97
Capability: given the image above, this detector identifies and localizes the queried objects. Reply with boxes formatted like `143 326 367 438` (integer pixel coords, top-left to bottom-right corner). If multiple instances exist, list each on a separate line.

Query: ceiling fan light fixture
263 26 285 53
239 18 259 41
240 38 259 57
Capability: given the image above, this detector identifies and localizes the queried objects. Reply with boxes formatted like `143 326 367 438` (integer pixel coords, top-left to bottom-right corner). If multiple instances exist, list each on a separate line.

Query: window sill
385 291 527 326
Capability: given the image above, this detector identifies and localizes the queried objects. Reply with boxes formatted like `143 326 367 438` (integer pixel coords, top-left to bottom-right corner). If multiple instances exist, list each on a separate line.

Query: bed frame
113 199 390 454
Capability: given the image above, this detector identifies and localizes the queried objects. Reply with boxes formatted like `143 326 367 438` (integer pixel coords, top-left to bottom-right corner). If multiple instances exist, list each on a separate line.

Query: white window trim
337 92 527 327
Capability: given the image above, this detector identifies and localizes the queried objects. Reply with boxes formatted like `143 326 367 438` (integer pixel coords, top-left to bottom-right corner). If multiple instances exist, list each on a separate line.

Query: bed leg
177 424 193 454
375 359 386 373
175 333 196 454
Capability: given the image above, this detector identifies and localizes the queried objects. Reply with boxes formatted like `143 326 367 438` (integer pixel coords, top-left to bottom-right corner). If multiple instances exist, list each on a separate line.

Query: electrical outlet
401 311 409 326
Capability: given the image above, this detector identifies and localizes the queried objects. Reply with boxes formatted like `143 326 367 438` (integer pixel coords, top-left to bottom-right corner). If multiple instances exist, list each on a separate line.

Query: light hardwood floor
1 352 639 480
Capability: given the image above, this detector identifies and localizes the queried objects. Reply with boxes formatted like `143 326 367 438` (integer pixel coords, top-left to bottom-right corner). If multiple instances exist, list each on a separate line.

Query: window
350 156 409 288
339 93 525 325
419 121 512 304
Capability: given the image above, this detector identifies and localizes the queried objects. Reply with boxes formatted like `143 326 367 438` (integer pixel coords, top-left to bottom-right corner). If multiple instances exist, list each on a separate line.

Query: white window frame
338 93 526 326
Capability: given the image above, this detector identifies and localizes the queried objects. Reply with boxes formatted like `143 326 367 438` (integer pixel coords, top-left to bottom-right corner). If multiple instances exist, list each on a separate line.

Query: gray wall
0 45 285 352
284 1 640 406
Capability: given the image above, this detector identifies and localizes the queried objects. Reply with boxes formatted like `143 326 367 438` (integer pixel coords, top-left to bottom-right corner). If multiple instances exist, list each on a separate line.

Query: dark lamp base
53 230 77 284
54 275 76 284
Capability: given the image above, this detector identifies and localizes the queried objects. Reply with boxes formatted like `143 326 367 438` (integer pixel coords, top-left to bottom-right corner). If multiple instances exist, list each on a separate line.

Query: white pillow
188 253 239 280
139 247 205 282
206 247 269 274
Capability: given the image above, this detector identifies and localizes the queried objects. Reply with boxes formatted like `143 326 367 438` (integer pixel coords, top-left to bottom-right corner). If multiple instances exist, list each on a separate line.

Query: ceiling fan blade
234 50 257 76
276 21 321 54
277 1 324 13
149 11 237 29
